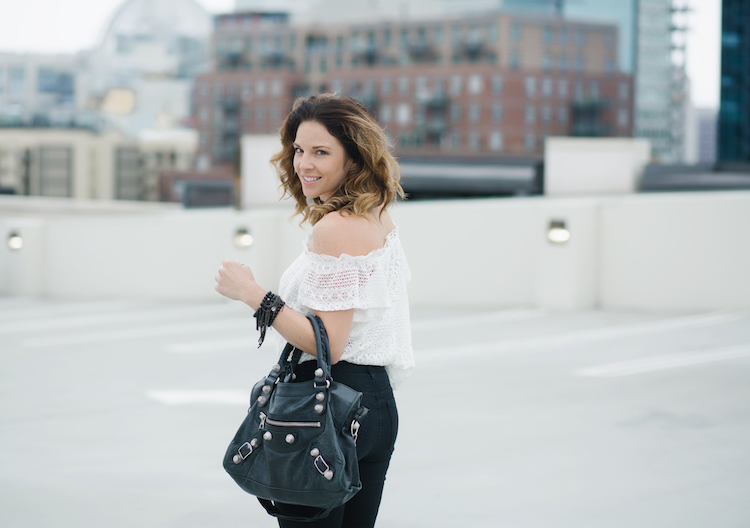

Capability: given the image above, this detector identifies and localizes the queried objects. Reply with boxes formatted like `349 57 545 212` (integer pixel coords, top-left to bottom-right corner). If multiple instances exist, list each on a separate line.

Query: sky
0 0 722 108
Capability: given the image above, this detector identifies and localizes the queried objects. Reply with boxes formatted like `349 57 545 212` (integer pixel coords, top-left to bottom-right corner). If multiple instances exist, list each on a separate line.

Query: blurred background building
717 0 749 168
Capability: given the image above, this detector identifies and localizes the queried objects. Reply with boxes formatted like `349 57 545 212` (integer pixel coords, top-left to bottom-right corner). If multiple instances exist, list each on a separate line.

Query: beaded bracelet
254 291 285 347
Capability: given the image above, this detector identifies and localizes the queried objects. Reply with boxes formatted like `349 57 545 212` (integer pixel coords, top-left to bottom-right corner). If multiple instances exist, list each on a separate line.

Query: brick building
193 11 633 172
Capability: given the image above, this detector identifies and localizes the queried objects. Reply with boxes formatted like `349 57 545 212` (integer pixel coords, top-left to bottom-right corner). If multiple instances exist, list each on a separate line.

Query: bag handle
270 315 332 384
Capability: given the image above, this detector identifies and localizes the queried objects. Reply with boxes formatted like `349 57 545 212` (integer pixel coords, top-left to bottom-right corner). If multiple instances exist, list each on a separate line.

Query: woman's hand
215 259 265 308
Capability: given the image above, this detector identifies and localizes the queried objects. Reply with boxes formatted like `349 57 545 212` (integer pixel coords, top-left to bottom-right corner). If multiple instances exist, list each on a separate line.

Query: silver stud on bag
310 448 319 457
233 454 242 464
314 368 324 378
250 438 259 448
324 470 334 481
285 434 295 444
273 364 281 373
263 431 272 441
257 395 267 405
315 392 325 401
262 385 271 394
314 404 324 414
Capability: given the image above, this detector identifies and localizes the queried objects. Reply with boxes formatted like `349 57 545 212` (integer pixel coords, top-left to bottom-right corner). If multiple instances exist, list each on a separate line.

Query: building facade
193 11 633 171
717 0 750 165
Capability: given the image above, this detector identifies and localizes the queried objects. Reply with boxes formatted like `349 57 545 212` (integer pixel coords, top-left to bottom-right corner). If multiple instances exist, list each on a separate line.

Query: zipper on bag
259 412 321 429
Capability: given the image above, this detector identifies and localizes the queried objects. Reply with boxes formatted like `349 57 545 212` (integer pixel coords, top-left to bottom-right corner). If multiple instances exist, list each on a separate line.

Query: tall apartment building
193 11 633 172
717 0 750 165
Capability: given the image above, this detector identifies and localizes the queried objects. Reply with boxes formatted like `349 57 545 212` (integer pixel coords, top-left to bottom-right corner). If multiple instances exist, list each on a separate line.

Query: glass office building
717 0 750 164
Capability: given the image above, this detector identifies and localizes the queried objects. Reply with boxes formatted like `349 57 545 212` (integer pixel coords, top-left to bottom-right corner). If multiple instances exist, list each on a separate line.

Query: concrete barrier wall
2 191 749 311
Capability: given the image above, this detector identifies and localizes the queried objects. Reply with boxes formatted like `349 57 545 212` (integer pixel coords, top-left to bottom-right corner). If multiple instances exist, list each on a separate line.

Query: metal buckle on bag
350 420 361 445
232 442 254 464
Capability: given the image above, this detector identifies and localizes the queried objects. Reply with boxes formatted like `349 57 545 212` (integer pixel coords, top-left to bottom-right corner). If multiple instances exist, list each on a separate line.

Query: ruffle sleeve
296 249 392 314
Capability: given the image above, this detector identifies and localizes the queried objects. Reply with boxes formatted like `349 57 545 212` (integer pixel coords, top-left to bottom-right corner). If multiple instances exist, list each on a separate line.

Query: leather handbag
223 315 368 521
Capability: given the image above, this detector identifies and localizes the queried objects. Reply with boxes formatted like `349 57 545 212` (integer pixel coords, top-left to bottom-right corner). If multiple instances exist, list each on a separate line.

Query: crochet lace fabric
279 227 415 388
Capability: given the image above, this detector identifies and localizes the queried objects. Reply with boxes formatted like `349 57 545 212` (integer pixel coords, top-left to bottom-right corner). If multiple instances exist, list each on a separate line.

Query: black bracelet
253 291 285 347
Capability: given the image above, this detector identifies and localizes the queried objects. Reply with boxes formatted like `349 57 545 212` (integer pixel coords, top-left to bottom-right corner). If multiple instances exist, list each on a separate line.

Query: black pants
278 361 399 528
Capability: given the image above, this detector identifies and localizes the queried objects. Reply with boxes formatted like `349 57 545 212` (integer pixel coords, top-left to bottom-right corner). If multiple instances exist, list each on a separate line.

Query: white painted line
2 303 243 334
418 311 748 362
23 319 252 347
575 344 750 377
146 389 249 405
166 336 257 354
411 309 546 332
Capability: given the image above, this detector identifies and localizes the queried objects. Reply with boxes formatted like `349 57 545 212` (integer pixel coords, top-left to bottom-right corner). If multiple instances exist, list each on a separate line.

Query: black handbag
223 315 368 521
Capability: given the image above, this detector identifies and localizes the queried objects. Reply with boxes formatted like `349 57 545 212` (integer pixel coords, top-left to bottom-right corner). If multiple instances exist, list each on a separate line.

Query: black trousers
278 361 399 528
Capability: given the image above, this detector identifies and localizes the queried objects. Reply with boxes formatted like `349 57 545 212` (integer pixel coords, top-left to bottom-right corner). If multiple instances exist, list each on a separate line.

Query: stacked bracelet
254 291 285 347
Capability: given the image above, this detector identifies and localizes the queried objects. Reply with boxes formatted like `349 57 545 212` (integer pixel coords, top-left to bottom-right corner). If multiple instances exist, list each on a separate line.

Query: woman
215 93 414 528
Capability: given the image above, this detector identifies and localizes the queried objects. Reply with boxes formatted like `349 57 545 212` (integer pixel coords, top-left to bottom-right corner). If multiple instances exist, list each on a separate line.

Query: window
271 79 282 96
331 78 343 93
543 26 553 44
605 32 615 49
416 76 427 94
400 28 409 45
491 104 503 123
511 51 520 70
469 103 481 123
380 104 392 123
489 131 503 151
575 55 584 72
256 106 265 120
559 56 568 72
558 80 568 98
619 82 629 100
450 75 462 95
525 105 535 124
451 132 462 148
451 104 461 122
525 76 536 98
525 132 536 151
542 54 553 71
590 81 599 99
452 24 462 43
542 78 552 98
617 108 629 127
271 105 280 122
398 76 409 94
576 28 586 47
255 80 266 97
511 23 522 43
575 81 584 100
605 57 615 74
491 74 503 94
468 132 481 151
542 106 551 123
434 25 443 44
383 29 392 46
468 74 483 94
488 22 499 42
559 27 568 45
397 103 411 125
381 77 392 95
558 106 568 123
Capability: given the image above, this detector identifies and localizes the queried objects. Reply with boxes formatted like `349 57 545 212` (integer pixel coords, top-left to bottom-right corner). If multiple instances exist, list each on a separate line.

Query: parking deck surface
1 298 749 527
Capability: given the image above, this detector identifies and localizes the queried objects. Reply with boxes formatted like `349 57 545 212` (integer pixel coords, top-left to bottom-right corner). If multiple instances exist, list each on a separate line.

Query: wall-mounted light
547 220 570 244
233 228 254 248
7 231 23 251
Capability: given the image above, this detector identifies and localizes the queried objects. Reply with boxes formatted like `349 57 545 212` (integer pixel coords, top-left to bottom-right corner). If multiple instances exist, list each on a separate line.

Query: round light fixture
7 231 23 250
234 228 254 248
547 220 570 244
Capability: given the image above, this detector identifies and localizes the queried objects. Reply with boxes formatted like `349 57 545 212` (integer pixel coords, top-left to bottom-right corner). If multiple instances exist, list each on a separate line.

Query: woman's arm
215 260 353 363
215 212 381 363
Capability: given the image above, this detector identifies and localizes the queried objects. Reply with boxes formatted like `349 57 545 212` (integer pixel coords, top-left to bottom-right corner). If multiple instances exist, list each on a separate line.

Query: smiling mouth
301 175 321 182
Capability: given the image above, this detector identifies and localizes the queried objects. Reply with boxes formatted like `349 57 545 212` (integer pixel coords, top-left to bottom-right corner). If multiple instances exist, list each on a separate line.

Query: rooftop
1 297 748 526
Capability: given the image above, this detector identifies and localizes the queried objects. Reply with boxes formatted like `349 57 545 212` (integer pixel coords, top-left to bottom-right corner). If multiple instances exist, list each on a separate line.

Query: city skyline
0 0 722 107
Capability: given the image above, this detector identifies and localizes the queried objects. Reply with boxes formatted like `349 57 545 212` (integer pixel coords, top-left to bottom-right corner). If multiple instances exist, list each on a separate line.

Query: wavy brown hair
270 93 404 225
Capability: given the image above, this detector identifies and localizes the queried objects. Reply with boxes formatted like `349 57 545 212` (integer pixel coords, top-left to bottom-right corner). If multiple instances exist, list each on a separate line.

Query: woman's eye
294 147 302 154
316 150 326 155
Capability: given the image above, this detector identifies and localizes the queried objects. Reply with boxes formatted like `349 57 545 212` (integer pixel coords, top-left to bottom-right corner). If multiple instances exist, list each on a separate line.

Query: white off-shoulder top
278 227 414 388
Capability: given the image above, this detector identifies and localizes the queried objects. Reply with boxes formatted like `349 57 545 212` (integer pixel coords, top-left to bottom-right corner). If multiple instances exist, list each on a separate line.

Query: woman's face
293 120 353 202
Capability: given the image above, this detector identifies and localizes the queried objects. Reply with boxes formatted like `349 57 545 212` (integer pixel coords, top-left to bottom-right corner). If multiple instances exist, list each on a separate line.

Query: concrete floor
1 298 749 528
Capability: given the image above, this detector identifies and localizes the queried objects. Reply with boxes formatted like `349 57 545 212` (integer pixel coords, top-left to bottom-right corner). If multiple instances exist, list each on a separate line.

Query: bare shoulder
310 211 392 258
